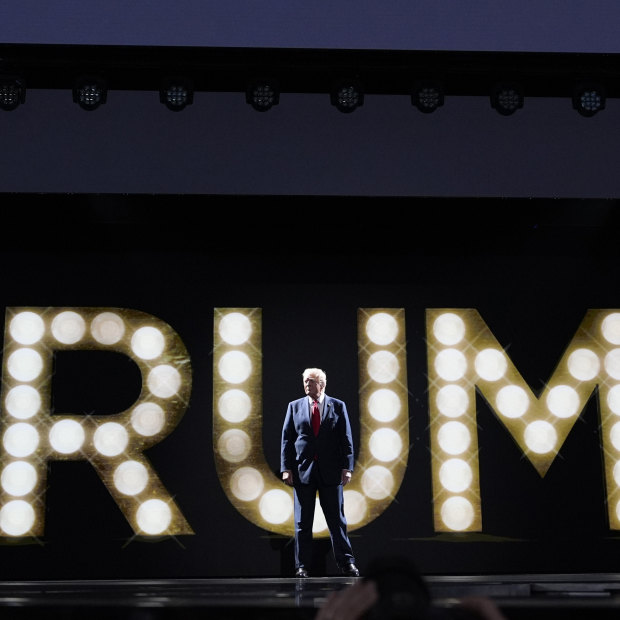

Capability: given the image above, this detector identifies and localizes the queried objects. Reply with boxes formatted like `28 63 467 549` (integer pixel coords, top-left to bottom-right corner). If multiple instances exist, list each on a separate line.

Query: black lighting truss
1 43 619 99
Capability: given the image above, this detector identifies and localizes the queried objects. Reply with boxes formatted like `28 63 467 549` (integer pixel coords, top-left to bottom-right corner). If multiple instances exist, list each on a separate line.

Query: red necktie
312 400 320 436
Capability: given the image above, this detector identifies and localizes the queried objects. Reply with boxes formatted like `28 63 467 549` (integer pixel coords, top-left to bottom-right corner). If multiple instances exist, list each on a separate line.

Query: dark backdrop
0 195 616 580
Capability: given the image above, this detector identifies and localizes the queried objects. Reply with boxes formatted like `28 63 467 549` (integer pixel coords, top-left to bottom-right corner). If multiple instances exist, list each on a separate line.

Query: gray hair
303 367 326 388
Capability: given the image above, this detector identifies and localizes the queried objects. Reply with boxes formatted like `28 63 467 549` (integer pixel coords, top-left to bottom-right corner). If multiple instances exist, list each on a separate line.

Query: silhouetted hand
456 596 509 620
315 579 378 620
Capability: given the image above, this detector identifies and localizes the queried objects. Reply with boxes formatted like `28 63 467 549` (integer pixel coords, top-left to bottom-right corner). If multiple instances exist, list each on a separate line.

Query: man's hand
342 470 352 486
282 470 293 486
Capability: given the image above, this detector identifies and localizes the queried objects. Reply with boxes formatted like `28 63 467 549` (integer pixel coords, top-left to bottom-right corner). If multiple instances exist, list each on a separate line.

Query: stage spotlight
572 83 606 117
490 82 524 116
330 79 364 113
73 76 107 111
160 78 194 111
411 80 444 113
245 79 280 112
0 76 26 111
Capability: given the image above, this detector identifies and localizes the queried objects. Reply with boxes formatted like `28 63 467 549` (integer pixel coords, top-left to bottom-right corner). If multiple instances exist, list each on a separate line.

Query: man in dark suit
281 367 359 578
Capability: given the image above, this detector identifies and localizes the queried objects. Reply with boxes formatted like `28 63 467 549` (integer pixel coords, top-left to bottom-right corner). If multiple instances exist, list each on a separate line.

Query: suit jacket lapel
323 396 334 423
303 396 312 427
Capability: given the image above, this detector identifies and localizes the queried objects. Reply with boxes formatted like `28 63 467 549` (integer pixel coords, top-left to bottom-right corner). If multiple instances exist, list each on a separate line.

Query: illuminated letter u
213 308 409 536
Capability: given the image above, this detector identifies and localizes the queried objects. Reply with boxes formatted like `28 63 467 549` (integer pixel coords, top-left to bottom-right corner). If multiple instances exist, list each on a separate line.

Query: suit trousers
293 468 355 570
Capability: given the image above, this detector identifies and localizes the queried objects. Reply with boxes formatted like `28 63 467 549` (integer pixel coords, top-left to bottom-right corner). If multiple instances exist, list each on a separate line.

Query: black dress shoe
295 568 309 578
342 563 360 577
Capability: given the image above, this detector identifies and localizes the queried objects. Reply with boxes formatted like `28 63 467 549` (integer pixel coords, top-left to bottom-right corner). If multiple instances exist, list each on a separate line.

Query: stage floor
0 574 619 619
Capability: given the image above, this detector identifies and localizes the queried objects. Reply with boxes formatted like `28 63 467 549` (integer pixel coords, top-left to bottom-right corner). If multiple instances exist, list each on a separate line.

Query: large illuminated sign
0 307 193 538
212 306 620 536
1 305 619 539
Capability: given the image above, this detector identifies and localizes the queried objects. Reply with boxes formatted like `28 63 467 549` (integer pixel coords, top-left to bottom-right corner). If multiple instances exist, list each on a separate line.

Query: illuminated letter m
426 309 620 532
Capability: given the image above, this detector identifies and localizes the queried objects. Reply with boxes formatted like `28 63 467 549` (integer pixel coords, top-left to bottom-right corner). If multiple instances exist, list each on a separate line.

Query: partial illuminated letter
426 308 620 532
0 307 193 537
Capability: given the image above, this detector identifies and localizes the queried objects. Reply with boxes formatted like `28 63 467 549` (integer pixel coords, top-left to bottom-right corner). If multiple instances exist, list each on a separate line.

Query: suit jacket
281 394 354 485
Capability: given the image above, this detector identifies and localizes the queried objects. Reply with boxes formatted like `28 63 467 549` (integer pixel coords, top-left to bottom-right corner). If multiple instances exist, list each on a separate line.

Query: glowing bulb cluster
352 309 409 528
596 312 620 529
213 309 293 534
0 307 193 537
428 311 480 532
427 308 620 532
213 308 410 537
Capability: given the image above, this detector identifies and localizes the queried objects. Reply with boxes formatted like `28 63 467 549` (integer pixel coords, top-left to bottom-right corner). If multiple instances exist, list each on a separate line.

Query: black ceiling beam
1 43 620 97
